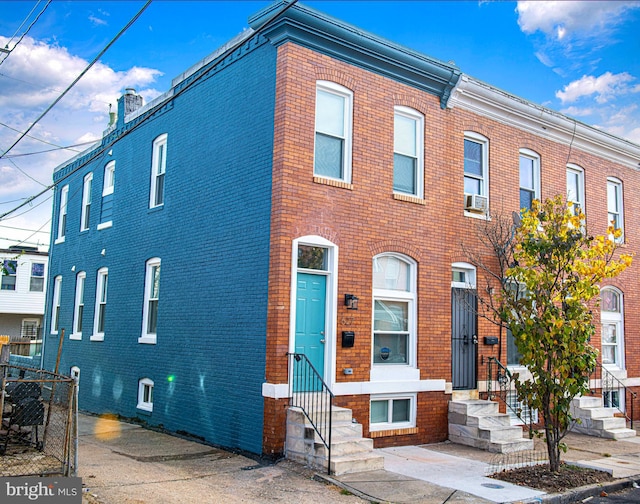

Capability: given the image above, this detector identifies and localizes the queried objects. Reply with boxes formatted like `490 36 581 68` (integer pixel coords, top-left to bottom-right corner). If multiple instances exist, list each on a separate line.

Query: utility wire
0 121 86 153
0 0 152 161
0 0 52 66
0 224 49 234
0 0 297 221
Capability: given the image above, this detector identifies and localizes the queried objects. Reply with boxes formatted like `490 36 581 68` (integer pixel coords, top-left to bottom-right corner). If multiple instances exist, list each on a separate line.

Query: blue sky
1 0 639 249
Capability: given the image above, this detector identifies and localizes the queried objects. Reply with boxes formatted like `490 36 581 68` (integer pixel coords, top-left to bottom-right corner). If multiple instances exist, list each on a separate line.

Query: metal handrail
287 353 334 475
591 362 637 429
486 357 534 435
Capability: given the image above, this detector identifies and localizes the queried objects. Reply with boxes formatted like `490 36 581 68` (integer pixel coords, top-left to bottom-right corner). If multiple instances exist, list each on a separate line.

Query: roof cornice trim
249 1 460 108
448 75 640 170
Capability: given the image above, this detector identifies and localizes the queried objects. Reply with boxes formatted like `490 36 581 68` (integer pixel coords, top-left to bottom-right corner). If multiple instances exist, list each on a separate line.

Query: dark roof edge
249 1 461 109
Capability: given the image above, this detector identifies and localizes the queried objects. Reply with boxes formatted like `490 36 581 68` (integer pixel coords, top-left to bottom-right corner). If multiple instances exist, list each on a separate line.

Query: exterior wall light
344 294 359 310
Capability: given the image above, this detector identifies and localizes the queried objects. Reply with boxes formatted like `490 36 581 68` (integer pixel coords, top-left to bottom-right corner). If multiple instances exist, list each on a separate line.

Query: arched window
372 254 416 366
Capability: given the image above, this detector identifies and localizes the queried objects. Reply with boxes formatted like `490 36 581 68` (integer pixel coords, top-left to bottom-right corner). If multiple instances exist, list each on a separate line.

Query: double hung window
137 378 154 412
1 260 17 291
150 134 167 208
519 149 540 211
71 272 86 339
372 254 415 366
566 165 585 215
140 258 161 344
56 185 69 243
30 262 45 292
51 276 62 334
607 178 623 241
92 268 108 341
81 173 93 231
393 107 423 197
314 81 353 182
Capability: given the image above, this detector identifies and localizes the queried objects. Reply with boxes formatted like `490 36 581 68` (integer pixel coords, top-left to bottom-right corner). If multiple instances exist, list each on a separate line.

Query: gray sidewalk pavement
78 413 640 504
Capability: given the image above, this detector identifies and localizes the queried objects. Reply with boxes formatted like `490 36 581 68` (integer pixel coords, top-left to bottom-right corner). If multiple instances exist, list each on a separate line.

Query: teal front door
295 273 326 379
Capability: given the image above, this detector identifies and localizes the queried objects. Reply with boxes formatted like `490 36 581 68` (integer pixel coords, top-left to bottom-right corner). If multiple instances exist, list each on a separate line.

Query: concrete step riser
331 455 385 476
571 406 616 419
315 438 375 457
449 400 499 416
572 396 604 409
449 411 511 428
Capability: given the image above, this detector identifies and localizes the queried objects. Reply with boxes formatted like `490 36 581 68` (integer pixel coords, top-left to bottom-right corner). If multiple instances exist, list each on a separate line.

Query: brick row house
40 1 640 468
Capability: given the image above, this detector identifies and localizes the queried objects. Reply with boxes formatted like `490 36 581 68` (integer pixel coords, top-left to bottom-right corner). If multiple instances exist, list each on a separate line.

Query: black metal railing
486 357 534 434
287 353 333 475
591 362 636 429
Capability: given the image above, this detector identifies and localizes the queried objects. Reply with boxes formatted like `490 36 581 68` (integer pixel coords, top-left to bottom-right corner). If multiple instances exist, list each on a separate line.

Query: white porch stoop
570 396 636 439
285 405 385 475
448 400 534 453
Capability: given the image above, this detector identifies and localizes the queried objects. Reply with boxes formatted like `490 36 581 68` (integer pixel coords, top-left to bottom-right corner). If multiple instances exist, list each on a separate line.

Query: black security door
451 287 478 390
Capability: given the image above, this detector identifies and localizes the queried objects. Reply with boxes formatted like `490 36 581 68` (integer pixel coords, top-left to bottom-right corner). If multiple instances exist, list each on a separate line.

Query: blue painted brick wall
43 38 277 454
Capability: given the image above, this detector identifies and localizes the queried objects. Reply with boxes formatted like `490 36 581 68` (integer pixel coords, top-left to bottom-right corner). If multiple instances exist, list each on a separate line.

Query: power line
0 224 50 234
0 0 152 161
0 0 297 222
0 0 52 67
0 121 86 153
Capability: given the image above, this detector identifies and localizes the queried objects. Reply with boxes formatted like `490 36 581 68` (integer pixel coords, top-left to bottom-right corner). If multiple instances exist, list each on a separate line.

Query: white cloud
558 106 593 117
516 1 640 40
88 15 108 27
556 72 639 104
0 35 164 249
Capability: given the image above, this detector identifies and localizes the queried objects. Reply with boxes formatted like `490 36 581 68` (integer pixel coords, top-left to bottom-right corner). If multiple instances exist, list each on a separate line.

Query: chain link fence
0 365 77 477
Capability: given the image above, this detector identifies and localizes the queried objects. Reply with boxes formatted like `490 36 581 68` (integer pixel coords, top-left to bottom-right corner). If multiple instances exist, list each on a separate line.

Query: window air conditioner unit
465 194 488 213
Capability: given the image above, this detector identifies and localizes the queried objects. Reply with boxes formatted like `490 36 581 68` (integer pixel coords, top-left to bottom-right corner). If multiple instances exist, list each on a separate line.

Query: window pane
506 328 522 366
316 90 345 137
601 290 619 312
392 399 410 422
520 189 534 211
464 140 482 176
607 183 618 213
393 154 416 194
601 345 615 365
372 256 409 291
464 176 481 195
374 301 408 331
32 263 45 277
567 171 579 202
519 156 534 189
602 324 617 344
155 173 165 206
298 246 327 270
370 400 388 423
30 277 44 292
314 133 343 179
394 114 416 156
452 271 465 283
151 265 161 298
373 333 408 363
147 300 158 334
77 305 83 333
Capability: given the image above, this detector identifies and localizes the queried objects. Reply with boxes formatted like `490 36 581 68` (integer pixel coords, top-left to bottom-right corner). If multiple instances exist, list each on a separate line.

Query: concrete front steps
570 396 636 439
448 399 534 453
285 405 384 475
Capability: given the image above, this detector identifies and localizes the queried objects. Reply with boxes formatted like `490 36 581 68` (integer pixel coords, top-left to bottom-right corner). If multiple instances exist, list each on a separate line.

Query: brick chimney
115 88 143 128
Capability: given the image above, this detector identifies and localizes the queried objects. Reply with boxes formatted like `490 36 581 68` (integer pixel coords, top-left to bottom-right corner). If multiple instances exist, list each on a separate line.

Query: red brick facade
262 41 640 455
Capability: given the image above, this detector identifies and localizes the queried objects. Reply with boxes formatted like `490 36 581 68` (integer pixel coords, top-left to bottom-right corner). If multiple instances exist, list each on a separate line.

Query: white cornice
448 75 640 170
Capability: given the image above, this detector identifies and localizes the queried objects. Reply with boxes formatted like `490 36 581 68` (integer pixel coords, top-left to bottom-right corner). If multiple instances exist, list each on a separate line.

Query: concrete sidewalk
78 413 640 504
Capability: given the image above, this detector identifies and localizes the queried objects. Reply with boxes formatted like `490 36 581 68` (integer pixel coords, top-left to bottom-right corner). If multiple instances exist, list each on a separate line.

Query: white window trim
139 258 161 344
314 81 353 183
29 262 45 292
71 271 86 340
451 262 477 289
519 148 540 208
51 275 62 335
149 134 167 209
607 177 624 242
103 161 115 196
55 185 69 244
601 287 625 371
1 259 17 291
80 173 93 232
371 253 417 382
463 132 489 219
137 378 154 412
91 267 108 342
393 106 424 199
369 393 417 432
97 221 113 230
566 164 585 213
